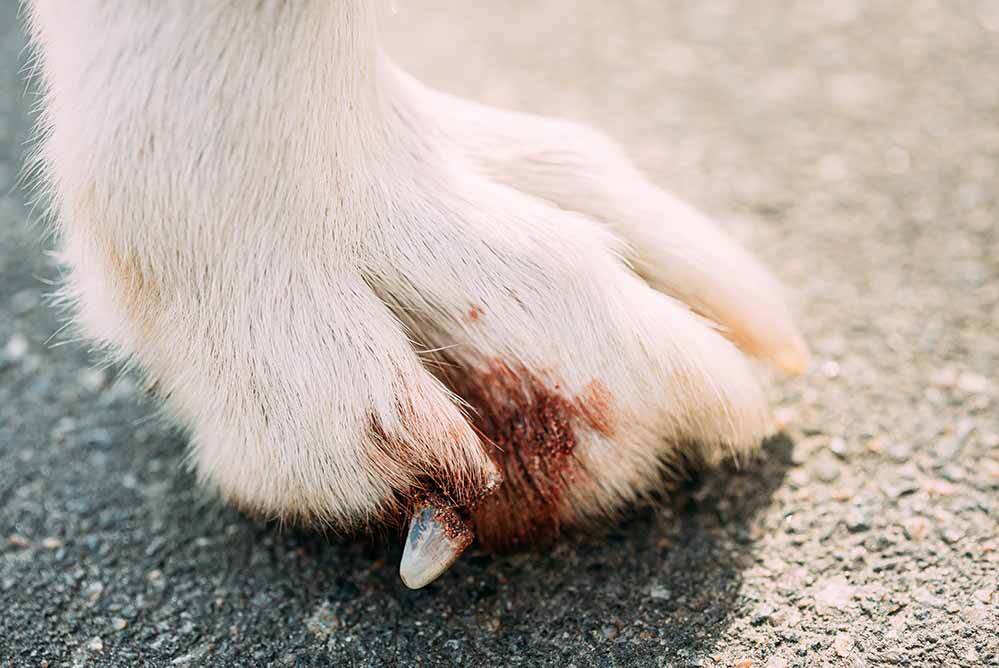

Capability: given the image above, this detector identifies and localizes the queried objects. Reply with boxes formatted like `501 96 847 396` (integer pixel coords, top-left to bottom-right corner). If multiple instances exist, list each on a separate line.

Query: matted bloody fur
440 360 616 548
365 357 619 548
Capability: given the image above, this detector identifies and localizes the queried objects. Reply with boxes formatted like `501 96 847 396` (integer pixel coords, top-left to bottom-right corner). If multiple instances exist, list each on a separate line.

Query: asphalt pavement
1 1 996 665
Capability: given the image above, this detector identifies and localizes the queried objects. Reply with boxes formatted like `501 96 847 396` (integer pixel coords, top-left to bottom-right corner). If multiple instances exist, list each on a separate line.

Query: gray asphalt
2 1 997 666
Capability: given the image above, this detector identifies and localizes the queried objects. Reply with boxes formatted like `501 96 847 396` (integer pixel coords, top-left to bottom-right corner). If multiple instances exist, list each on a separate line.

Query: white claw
399 505 473 589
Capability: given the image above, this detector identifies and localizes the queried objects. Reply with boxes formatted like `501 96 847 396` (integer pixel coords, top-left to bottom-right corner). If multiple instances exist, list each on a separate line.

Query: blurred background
1 1 996 665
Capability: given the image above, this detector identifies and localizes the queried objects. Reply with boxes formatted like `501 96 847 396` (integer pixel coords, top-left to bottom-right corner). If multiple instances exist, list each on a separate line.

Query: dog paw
58 59 806 589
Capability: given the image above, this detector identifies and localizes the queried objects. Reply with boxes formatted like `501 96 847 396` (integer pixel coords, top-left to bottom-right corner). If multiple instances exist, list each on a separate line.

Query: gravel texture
2 1 997 665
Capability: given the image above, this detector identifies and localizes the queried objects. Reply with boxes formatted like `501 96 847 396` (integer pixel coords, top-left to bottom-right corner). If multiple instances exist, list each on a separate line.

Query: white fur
25 1 807 534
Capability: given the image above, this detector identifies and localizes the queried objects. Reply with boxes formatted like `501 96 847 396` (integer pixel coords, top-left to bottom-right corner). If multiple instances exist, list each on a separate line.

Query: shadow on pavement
265 435 794 664
3 333 792 664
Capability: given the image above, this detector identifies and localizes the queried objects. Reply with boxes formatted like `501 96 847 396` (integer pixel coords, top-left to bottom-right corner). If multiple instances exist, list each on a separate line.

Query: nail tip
398 505 472 590
399 569 430 590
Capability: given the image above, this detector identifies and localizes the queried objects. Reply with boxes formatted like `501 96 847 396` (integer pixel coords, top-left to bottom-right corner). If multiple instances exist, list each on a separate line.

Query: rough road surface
1 1 996 665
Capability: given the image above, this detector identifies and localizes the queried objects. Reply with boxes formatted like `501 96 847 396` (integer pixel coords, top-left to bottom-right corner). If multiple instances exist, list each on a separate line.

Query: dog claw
399 505 473 589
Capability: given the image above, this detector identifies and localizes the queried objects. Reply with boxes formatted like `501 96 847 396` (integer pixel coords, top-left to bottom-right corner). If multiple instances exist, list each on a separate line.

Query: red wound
440 360 616 548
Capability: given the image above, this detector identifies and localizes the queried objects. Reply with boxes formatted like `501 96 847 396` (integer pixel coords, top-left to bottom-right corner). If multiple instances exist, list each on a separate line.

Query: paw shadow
41 377 792 663
261 435 794 662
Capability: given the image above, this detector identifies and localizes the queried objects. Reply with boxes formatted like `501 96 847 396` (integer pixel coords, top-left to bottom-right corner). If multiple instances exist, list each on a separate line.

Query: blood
439 360 616 548
432 504 474 548
466 304 484 322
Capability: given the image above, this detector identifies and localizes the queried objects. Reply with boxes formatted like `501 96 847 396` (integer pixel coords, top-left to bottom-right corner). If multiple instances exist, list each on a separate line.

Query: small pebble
940 527 965 544
829 437 848 459
305 603 341 639
787 468 811 488
752 604 774 626
7 534 30 548
41 537 63 550
649 585 672 600
864 437 884 454
972 589 992 604
925 478 956 496
3 334 28 360
885 442 913 462
87 637 104 652
879 478 918 499
925 387 945 404
83 581 104 603
956 372 990 394
938 464 964 482
863 533 896 552
78 367 108 393
111 618 128 631
773 407 797 430
845 508 872 533
813 452 841 482
902 516 930 541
